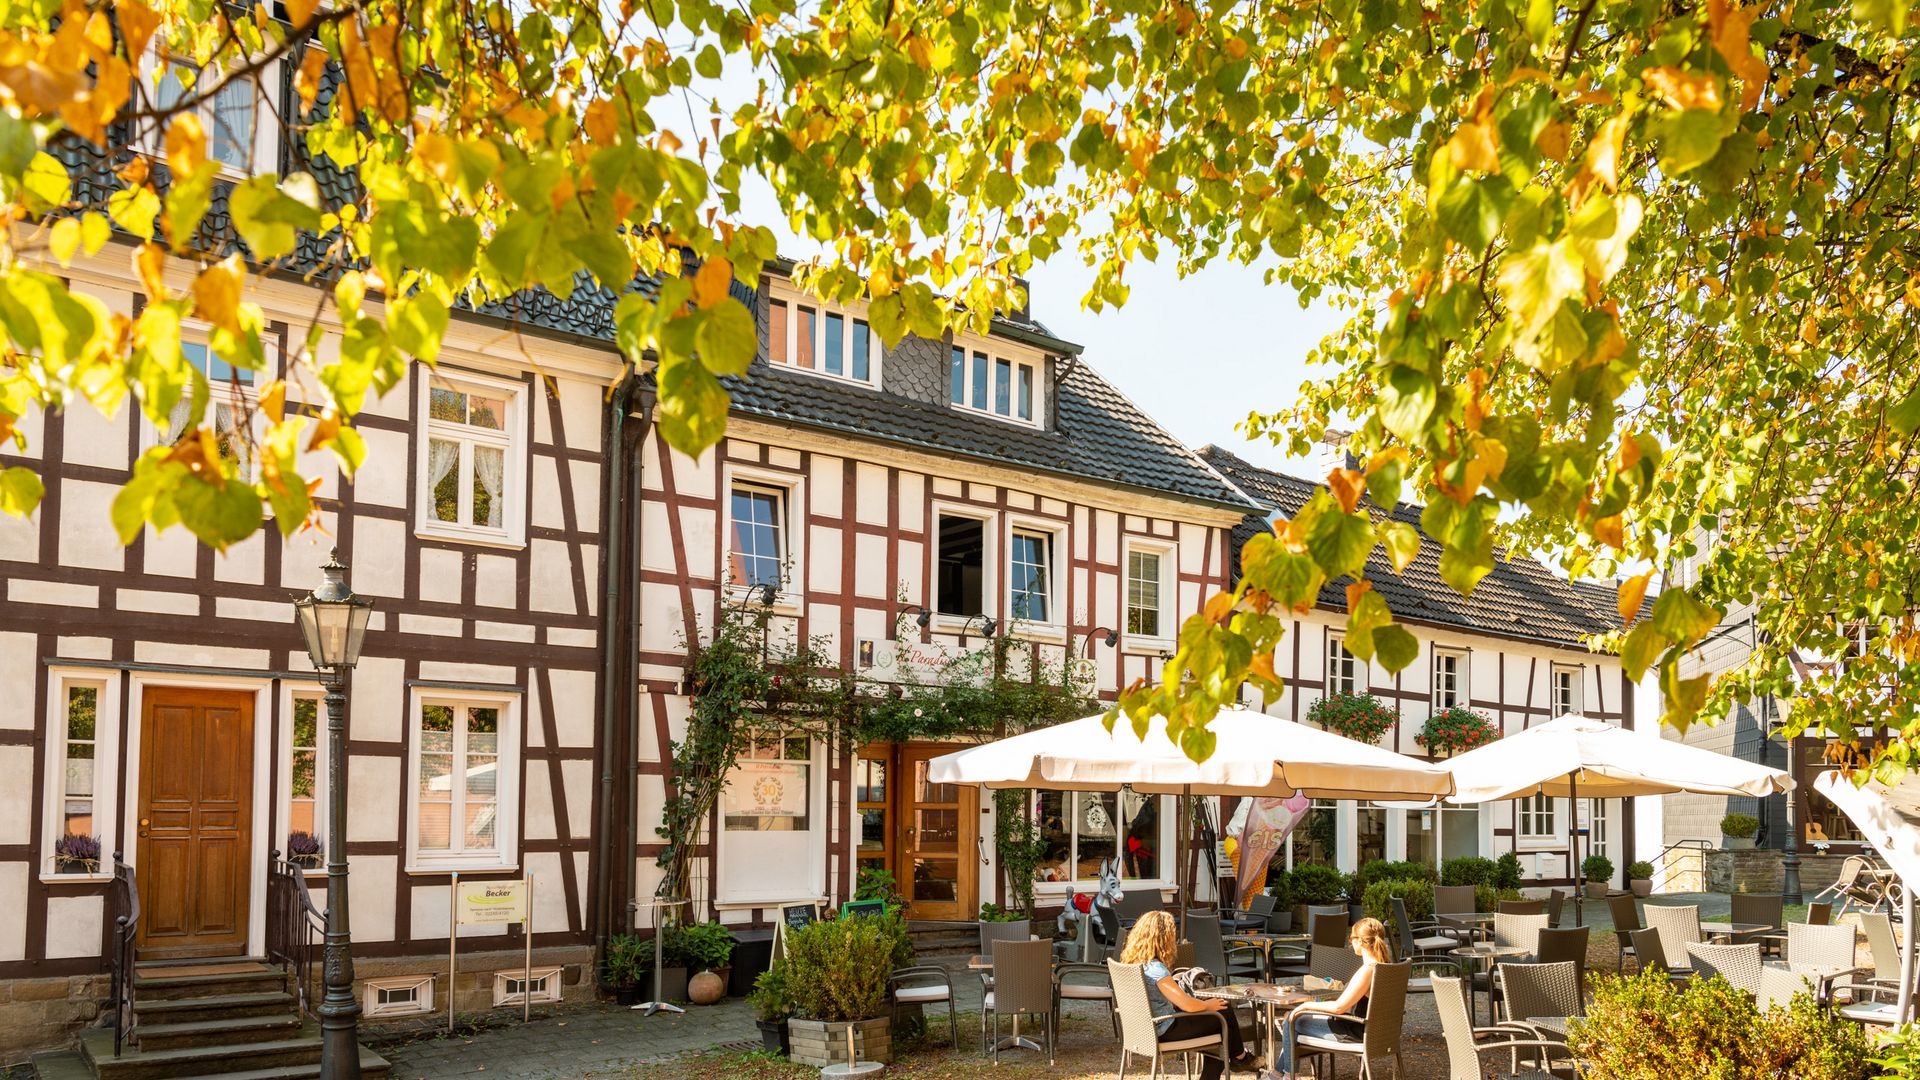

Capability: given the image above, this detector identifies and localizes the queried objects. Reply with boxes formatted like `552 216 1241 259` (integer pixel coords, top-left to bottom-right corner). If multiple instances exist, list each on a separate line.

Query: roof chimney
1008 276 1031 324
1316 429 1359 480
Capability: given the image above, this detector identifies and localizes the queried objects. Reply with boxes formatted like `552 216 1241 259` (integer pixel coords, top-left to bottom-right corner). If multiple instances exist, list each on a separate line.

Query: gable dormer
763 279 880 388
946 333 1048 429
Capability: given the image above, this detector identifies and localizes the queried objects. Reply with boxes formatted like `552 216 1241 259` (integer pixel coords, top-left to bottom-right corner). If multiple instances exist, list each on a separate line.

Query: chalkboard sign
781 903 818 931
840 899 887 919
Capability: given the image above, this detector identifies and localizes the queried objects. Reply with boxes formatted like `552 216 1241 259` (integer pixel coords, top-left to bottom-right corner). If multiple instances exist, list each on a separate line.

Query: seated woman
1275 916 1393 1079
1119 909 1256 1079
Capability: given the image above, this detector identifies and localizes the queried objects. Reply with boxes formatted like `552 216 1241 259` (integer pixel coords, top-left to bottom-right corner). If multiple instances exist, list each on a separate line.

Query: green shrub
1570 969 1874 1080
1306 691 1398 744
1362 878 1434 923
1355 859 1436 896
748 959 794 1023
1721 813 1760 839
1475 884 1524 912
1441 856 1496 887
1494 852 1524 889
676 920 735 971
1288 864 1347 906
1582 854 1615 883
977 902 1025 922
1871 1022 1920 1078
603 933 648 989
1264 870 1293 910
855 866 906 911
784 914 911 1022
1627 860 1655 880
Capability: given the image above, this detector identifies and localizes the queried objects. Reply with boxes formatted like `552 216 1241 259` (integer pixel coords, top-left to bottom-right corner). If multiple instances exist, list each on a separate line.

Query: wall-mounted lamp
959 614 998 647
1078 627 1119 656
897 604 935 631
748 582 779 608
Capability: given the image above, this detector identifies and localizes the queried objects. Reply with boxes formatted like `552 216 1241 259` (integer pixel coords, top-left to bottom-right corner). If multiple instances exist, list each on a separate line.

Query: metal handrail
266 852 326 1017
107 852 139 1057
1651 839 1715 894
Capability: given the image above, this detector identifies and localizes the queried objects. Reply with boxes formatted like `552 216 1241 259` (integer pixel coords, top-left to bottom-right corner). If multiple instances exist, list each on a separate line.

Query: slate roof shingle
1197 445 1620 648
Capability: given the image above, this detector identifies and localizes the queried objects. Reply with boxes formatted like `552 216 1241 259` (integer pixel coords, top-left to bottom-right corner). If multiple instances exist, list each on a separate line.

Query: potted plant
783 913 910 1066
748 960 795 1055
1627 860 1655 898
1721 813 1760 850
286 830 323 870
1416 706 1499 759
1582 854 1615 899
54 834 100 875
679 921 735 1005
603 933 648 1007
1287 863 1346 930
1306 691 1398 745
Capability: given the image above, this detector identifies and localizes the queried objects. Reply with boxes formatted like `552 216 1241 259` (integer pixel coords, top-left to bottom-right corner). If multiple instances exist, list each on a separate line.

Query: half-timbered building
1198 445 1640 887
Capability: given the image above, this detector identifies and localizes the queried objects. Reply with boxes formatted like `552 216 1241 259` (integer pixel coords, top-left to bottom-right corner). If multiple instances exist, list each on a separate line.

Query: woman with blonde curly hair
1274 916 1394 1078
1119 909 1256 1078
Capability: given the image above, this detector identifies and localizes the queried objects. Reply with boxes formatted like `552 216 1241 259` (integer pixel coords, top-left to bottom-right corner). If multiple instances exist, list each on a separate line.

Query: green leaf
1497 240 1584 342
1651 108 1733 175
162 163 216 250
0 465 44 516
1377 364 1437 442
1301 497 1375 579
694 302 756 376
1651 588 1720 651
1888 382 1920 436
172 472 263 551
229 172 323 260
695 43 723 78
1367 456 1405 509
655 355 731 457
1435 175 1515 255
1379 520 1421 573
21 152 70 213
0 110 36 180
1620 620 1662 683
388 290 450 363
1372 624 1419 673
108 185 161 241
1437 544 1494 597
327 424 367 476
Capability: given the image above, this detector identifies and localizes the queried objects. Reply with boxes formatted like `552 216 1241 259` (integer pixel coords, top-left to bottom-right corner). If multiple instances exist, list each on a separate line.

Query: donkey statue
1055 857 1126 962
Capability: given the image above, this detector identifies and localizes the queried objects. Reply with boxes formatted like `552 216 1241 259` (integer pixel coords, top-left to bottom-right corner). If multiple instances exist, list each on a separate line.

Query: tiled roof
1196 445 1618 647
703 354 1256 511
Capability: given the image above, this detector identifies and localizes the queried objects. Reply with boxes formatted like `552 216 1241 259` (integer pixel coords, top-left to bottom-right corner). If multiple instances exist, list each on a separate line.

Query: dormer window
949 345 1038 425
144 55 277 176
768 299 876 386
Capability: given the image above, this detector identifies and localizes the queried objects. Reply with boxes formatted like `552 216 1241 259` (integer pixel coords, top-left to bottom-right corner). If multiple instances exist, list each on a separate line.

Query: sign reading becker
455 880 528 925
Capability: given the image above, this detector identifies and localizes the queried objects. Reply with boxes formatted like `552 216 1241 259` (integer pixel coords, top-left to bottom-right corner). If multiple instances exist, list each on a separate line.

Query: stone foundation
1704 850 1851 896
0 974 109 1064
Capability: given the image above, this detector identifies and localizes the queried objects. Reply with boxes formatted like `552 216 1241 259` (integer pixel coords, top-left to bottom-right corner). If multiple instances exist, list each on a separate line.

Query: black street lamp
294 549 374 1080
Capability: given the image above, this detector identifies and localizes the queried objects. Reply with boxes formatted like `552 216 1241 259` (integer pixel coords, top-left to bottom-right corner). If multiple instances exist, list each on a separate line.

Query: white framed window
364 975 435 1018
1007 525 1059 626
1551 665 1582 716
141 337 268 482
932 508 993 621
406 691 520 871
1124 543 1173 646
41 671 122 880
1519 793 1557 839
1432 648 1465 709
723 735 812 832
1327 634 1362 696
494 967 563 1007
727 483 786 591
415 369 528 547
143 54 278 176
280 686 327 873
950 343 1040 425
1033 790 1168 885
768 297 877 386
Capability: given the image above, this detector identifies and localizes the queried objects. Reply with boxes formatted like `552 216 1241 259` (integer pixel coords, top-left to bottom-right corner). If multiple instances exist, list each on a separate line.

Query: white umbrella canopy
926 706 1453 800
1443 713 1795 803
1813 770 1919 1024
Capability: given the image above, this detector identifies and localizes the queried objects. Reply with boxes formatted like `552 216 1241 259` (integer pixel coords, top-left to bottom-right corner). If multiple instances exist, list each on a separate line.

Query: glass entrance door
900 746 976 920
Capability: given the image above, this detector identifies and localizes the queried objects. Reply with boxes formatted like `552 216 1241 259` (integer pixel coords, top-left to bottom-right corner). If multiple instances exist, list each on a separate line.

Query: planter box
788 1016 892 1067
756 1018 791 1056
1723 835 1756 850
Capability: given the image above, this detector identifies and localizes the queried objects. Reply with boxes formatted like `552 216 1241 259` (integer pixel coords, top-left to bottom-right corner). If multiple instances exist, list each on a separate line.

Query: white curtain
428 439 460 521
474 446 505 528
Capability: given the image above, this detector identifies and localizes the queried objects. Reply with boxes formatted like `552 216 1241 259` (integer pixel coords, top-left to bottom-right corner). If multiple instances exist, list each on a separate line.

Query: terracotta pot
687 969 727 1005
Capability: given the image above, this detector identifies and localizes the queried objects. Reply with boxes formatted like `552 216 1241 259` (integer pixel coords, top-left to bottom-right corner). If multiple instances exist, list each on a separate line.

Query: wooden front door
137 688 255 958
898 745 977 921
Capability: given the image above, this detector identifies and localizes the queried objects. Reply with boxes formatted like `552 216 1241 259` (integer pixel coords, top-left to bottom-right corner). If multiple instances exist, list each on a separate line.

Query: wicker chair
1053 962 1119 1039
983 938 1055 1063
1435 885 1485 944
1683 942 1763 993
1786 922 1869 1004
1607 893 1642 972
1495 913 1550 955
1310 906 1351 947
1760 964 1816 1012
1534 926 1590 1006
1849 911 1904 1001
1433 974 1579 1080
1115 888 1166 931
1310 942 1364 984
1107 959 1230 1079
1500 899 1547 917
978 921 1031 990
1545 890 1566 930
1391 895 1461 960
1293 961 1410 1080
1186 911 1266 983
1497 961 1583 1040
888 965 958 1049
1643 904 1702 974
1730 894 1784 952
1220 893 1277 933
1630 926 1689 984
1808 901 1833 926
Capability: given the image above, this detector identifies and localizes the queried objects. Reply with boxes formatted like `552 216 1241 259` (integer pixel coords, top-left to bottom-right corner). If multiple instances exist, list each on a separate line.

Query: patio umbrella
928 707 1454 929
1813 770 1919 1024
1444 713 1794 922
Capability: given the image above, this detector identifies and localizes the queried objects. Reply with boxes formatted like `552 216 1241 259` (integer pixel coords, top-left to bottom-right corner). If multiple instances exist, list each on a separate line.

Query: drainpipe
624 391 655 936
591 375 634 959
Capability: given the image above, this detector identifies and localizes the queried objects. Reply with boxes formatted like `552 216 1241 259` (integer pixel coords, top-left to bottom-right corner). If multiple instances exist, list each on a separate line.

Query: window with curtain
153 340 259 480
1551 666 1582 715
60 685 98 843
421 374 520 542
1432 649 1464 708
1328 635 1361 695
412 699 515 866
154 58 259 170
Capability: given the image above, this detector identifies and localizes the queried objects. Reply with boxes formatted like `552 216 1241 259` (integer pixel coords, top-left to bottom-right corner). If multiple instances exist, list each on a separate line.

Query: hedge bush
1721 813 1760 839
783 913 912 1023
1475 884 1525 912
1441 856 1497 887
1288 864 1347 906
1569 969 1874 1080
1355 858 1436 896
1582 855 1615 883
1362 878 1434 923
1494 852 1524 889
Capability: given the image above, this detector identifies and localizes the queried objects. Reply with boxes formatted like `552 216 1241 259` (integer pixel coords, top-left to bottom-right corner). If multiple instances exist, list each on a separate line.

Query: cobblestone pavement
379 893 1750 1080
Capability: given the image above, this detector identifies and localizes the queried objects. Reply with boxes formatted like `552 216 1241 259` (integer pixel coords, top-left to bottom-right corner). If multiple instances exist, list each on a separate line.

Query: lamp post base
630 1000 686 1015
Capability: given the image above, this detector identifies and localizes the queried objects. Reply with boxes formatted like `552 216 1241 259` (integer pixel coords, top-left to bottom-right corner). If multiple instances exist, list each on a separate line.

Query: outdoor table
1450 944 1531 1026
1225 931 1311 973
965 944 1045 970
1193 981 1332 1079
1438 911 1497 942
1701 921 1775 942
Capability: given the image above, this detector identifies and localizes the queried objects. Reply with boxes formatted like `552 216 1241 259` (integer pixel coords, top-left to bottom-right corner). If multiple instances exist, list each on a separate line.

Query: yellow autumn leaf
1593 514 1625 550
134 241 169 299
1448 117 1499 173
1642 66 1723 112
192 254 246 334
114 0 162 63
1618 571 1651 625
259 379 286 424
48 216 82 264
166 112 207 177
284 0 317 27
691 256 733 309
